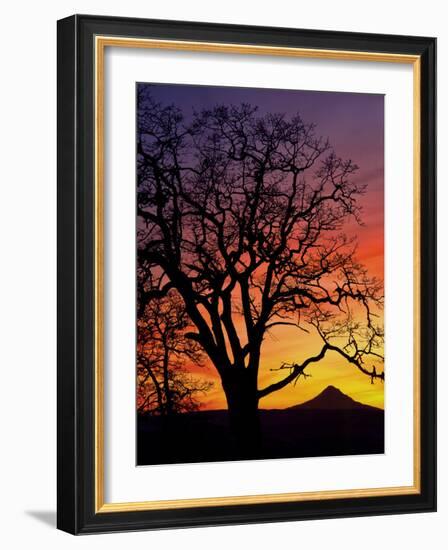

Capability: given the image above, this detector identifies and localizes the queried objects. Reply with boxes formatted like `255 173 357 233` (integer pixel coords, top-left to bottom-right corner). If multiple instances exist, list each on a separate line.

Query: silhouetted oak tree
137 88 384 454
137 292 212 416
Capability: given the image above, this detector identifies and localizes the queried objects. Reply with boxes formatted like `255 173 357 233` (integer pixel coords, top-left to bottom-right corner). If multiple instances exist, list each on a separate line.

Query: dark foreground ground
137 387 384 465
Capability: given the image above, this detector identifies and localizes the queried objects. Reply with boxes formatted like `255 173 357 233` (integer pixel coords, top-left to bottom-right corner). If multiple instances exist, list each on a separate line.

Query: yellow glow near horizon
187 317 385 411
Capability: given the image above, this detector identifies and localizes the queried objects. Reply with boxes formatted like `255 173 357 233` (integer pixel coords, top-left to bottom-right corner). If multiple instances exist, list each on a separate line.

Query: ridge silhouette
138 383 384 465
287 385 380 411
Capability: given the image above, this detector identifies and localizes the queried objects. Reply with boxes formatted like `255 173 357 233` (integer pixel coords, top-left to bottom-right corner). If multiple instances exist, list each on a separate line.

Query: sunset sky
139 83 384 411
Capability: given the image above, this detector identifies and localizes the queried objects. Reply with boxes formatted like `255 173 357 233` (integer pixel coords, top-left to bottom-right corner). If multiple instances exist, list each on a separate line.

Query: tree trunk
221 369 261 459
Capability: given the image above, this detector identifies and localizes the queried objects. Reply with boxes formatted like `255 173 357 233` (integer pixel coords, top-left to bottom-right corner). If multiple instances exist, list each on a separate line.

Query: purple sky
137 82 384 275
138 82 383 187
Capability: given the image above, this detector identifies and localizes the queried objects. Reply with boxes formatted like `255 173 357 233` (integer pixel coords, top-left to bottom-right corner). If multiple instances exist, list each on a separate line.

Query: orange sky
188 323 385 411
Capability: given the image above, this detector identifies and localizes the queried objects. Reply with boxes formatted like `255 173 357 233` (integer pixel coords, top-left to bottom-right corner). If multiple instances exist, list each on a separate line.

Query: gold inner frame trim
94 35 421 513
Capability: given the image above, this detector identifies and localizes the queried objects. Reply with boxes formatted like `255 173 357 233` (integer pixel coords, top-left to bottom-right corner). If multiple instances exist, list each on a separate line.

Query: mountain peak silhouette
288 385 379 411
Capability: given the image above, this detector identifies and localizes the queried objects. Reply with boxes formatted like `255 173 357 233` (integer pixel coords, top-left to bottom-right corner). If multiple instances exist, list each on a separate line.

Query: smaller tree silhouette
137 292 212 416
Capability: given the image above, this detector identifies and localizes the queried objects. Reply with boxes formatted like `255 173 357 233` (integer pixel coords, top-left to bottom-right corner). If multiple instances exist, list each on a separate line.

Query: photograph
136 83 385 465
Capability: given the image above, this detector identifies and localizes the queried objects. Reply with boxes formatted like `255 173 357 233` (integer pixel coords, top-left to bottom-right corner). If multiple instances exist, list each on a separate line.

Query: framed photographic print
57 14 436 534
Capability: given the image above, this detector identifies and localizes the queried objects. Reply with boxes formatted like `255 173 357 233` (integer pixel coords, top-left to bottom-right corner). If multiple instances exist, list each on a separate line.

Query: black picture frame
57 14 436 534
